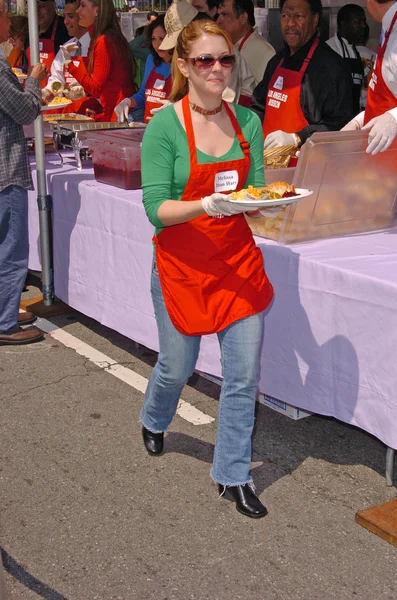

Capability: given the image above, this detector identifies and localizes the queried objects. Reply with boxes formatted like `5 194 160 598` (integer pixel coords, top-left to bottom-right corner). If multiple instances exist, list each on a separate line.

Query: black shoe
142 426 164 456
219 484 268 519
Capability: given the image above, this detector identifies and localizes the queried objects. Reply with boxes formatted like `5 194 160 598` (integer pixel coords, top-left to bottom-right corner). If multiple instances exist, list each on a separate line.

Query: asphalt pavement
0 285 396 600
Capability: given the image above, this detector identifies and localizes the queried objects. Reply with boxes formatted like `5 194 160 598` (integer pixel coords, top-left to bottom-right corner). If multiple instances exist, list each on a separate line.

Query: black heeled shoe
142 426 164 456
218 484 268 519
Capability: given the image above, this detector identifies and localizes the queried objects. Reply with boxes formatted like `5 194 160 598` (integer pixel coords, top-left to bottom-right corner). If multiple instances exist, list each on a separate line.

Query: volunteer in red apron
263 36 319 145
64 0 136 122
61 50 102 115
342 0 397 154
140 19 274 520
251 0 355 150
41 0 101 115
216 0 275 84
114 14 172 123
25 0 69 88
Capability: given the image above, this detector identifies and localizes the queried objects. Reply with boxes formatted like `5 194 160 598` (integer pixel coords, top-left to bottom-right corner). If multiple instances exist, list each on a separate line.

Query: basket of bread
264 145 297 169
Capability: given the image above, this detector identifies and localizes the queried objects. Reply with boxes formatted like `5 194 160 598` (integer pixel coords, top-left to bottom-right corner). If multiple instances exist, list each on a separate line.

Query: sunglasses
184 54 236 70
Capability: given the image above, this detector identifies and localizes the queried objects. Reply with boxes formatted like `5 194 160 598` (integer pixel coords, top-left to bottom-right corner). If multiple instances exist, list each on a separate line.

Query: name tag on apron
153 79 165 90
214 170 239 193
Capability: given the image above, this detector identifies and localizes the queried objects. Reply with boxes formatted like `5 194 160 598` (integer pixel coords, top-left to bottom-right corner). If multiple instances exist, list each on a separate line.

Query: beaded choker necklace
189 101 223 116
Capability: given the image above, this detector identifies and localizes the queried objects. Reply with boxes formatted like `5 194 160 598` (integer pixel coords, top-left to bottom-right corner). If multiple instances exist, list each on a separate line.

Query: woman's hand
63 85 85 100
41 87 54 103
202 193 250 217
114 97 135 122
150 99 172 116
60 42 79 65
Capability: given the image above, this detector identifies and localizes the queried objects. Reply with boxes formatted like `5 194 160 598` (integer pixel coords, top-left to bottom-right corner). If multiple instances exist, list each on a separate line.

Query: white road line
36 316 215 426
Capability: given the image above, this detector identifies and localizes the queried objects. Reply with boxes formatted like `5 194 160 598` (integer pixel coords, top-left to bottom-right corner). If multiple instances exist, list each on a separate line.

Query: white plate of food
41 98 72 112
226 182 313 210
12 68 27 80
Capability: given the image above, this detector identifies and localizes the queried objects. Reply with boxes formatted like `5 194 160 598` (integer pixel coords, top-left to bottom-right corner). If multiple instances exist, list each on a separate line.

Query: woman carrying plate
140 18 274 519
114 14 173 124
60 0 136 121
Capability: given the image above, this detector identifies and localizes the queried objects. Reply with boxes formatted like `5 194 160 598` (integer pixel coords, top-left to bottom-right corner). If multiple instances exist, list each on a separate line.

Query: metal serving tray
50 121 146 170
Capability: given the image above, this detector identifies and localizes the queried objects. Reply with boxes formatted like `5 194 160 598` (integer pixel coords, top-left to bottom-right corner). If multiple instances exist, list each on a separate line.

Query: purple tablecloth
28 155 397 450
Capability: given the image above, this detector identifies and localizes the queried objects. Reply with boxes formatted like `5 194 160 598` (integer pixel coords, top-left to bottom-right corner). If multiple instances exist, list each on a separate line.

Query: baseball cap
159 0 199 51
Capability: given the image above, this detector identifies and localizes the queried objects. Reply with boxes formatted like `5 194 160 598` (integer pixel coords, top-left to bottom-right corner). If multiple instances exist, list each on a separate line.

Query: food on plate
229 182 297 201
229 185 261 200
264 181 297 198
12 68 27 79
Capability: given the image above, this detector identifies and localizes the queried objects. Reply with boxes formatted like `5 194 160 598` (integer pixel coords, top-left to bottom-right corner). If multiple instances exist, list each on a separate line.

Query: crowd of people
1 0 397 517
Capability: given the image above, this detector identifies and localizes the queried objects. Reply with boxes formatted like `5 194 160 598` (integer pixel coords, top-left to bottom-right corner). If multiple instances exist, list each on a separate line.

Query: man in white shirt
216 0 275 84
327 4 375 111
42 0 90 102
342 0 397 153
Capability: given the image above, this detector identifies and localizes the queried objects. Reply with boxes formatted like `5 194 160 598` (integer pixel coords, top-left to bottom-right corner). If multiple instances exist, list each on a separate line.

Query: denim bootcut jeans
0 185 29 334
140 260 264 487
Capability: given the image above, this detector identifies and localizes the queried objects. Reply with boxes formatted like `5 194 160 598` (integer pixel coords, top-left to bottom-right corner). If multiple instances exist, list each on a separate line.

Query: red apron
144 66 172 123
153 95 273 336
237 30 254 52
263 37 319 138
364 10 397 124
62 57 102 116
26 16 58 89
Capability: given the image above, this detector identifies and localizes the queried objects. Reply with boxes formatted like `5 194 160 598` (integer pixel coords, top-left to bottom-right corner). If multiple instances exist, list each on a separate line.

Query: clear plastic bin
83 129 145 190
248 130 397 243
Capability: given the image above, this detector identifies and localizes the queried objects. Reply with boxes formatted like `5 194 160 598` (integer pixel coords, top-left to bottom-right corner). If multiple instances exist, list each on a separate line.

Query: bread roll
259 182 296 196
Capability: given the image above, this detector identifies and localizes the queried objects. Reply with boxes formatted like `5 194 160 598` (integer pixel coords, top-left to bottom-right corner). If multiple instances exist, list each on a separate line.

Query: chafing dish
50 120 146 170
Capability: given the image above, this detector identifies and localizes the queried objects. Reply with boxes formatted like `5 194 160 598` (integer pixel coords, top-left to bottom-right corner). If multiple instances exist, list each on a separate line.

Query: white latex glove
60 42 78 65
114 98 131 122
150 99 172 115
264 130 297 150
201 193 249 217
341 118 361 131
362 113 397 155
63 85 85 100
41 87 54 103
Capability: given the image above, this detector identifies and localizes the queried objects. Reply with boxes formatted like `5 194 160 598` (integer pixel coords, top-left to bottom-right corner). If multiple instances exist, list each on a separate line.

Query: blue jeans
0 185 28 334
140 262 265 486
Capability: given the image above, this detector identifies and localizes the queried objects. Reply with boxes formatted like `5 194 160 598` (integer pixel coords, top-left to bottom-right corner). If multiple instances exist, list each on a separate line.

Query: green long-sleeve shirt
141 103 265 236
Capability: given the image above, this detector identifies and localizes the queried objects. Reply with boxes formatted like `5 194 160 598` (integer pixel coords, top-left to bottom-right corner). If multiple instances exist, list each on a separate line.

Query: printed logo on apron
153 79 166 90
274 76 284 90
214 170 239 193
